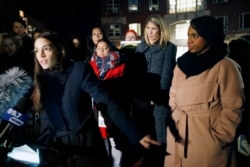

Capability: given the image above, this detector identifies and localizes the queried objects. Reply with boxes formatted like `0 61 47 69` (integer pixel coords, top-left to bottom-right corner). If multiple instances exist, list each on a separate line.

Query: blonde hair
144 14 170 48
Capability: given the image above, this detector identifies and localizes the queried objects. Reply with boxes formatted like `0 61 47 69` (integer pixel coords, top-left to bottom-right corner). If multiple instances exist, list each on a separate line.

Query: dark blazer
134 40 177 143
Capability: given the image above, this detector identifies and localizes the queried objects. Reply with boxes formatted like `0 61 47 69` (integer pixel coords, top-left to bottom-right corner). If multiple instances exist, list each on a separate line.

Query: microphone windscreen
0 67 32 123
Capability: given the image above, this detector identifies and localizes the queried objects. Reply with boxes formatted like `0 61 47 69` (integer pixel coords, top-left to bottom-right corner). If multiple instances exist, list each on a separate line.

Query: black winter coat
36 61 147 167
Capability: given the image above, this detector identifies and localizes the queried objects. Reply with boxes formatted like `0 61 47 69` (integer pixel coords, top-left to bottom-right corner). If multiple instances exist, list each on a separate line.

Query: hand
237 134 250 156
139 135 161 149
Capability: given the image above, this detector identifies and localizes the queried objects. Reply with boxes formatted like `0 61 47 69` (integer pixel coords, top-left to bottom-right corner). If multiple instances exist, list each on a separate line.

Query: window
169 21 189 59
239 12 250 29
107 0 120 13
216 16 228 32
213 0 228 4
108 24 121 37
128 0 139 12
149 0 160 11
175 22 189 40
169 0 204 14
128 23 141 36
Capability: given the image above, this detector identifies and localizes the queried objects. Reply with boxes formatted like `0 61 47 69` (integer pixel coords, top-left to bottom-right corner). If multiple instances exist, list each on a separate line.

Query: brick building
99 0 250 57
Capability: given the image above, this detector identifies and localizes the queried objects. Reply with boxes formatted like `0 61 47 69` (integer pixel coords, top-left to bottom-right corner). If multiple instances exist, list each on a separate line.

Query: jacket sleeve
212 58 245 146
79 62 148 146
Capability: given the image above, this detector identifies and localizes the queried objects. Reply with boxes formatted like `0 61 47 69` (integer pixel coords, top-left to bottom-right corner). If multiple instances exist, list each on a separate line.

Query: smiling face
34 38 58 69
187 25 209 55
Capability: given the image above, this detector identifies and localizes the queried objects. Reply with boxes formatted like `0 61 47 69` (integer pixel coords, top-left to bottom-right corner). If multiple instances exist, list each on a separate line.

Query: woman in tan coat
164 15 245 167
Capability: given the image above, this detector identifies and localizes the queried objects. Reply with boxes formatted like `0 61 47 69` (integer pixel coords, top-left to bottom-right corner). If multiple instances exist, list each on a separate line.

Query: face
73 38 80 48
15 34 23 46
2 38 17 56
187 26 209 55
145 21 160 44
92 28 104 45
125 32 136 41
13 22 26 35
34 38 58 70
95 41 110 57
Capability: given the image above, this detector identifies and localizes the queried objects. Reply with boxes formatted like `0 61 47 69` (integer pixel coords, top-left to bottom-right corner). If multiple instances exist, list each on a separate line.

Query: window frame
128 0 139 12
106 0 120 13
239 12 250 30
216 15 228 32
149 0 160 11
108 24 121 37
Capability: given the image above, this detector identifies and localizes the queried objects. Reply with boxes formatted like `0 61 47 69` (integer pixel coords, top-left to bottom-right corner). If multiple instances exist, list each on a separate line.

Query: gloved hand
237 134 250 156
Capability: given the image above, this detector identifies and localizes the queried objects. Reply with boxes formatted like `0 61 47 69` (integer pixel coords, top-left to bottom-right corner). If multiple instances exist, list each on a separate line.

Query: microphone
0 67 33 148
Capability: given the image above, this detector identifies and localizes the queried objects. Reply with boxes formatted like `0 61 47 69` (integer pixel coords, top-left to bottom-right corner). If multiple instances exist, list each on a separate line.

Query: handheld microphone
0 67 33 148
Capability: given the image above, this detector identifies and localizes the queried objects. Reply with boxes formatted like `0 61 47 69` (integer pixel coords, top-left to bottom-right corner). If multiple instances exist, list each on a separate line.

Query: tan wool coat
164 57 245 167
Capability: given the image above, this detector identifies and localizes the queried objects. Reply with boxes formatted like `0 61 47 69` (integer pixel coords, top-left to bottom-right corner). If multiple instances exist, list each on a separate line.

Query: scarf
177 44 228 78
92 51 121 79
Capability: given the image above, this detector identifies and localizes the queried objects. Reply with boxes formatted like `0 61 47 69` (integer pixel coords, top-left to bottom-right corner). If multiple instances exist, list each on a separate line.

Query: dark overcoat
37 61 147 167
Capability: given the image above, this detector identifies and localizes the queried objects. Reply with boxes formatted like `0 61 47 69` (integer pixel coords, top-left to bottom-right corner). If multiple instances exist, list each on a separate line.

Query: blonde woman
133 14 177 166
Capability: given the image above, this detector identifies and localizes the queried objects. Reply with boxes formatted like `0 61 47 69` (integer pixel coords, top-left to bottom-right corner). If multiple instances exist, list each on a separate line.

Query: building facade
100 0 250 57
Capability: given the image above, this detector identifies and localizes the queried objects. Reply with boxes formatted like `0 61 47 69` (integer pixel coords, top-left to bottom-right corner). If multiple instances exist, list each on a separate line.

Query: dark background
0 0 101 38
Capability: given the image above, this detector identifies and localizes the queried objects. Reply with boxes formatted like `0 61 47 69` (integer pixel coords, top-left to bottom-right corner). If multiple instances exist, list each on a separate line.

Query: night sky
1 0 101 38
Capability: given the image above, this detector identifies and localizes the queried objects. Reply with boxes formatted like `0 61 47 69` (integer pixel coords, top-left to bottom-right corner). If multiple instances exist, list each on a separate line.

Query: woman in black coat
31 32 160 167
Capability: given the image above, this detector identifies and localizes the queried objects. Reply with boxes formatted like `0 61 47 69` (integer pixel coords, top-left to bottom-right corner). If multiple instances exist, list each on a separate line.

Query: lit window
169 21 189 59
149 0 160 11
128 0 139 12
169 0 204 14
128 23 141 36
108 24 121 37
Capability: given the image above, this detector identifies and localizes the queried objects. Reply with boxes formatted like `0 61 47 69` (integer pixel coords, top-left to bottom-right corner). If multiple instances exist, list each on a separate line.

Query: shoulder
136 40 148 52
219 57 241 69
216 57 242 78
167 42 177 49
72 61 92 72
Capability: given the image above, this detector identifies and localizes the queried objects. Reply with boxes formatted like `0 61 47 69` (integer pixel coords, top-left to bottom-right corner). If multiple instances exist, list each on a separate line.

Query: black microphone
0 67 33 148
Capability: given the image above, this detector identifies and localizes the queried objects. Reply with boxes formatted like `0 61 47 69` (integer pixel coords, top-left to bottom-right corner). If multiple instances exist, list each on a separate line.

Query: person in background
164 15 244 167
228 36 250 167
11 17 34 75
14 34 23 48
120 29 139 60
125 29 137 41
11 17 34 54
86 26 118 62
89 38 132 167
31 32 160 167
0 33 22 73
32 28 44 40
133 14 177 166
67 35 86 61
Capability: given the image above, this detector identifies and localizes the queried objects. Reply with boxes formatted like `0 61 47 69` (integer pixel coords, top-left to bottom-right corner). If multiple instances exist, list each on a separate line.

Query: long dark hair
86 25 118 61
31 32 71 113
